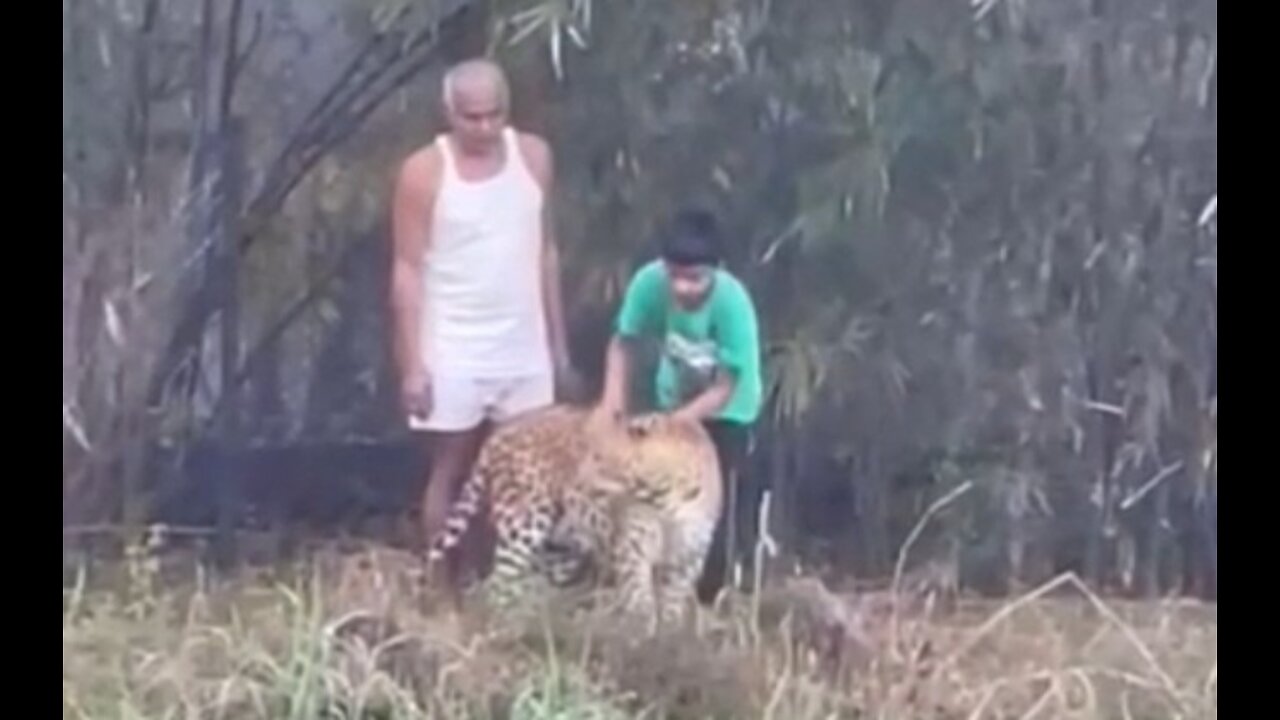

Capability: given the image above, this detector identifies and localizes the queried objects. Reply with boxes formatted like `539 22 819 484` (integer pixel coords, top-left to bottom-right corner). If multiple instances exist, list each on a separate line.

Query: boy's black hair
658 208 722 266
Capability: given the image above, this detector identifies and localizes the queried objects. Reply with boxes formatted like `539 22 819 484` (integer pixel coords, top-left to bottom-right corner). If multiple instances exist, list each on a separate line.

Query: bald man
390 59 574 606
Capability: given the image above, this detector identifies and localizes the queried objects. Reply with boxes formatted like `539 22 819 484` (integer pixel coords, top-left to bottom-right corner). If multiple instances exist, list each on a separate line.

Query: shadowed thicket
63 2 1217 714
64 0 1215 598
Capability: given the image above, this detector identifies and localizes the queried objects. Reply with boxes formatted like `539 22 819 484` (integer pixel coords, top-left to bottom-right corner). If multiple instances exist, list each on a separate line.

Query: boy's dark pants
696 420 764 605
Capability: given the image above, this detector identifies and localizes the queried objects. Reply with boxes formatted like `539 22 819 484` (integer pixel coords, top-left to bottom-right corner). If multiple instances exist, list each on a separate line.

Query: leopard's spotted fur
425 404 722 631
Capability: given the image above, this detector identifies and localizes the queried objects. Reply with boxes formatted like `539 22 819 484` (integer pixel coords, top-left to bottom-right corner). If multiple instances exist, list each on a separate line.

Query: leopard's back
427 405 725 629
484 405 591 528
482 405 722 523
425 405 588 565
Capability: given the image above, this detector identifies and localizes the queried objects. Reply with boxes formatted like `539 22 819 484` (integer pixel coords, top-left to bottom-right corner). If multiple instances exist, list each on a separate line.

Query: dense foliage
63 0 1216 596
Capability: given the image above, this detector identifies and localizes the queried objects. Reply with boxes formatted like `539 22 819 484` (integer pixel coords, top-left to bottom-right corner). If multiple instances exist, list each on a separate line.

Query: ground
63 540 1217 720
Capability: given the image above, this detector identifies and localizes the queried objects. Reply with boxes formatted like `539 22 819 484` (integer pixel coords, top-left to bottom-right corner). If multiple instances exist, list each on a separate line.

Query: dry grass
63 541 1217 720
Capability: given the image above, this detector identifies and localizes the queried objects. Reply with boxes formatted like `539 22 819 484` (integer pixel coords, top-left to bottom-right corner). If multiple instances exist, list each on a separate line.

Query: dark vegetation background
63 0 1216 599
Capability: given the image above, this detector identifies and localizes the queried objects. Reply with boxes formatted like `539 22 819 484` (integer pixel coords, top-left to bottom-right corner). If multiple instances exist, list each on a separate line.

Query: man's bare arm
543 230 571 369
520 133 571 371
390 149 438 403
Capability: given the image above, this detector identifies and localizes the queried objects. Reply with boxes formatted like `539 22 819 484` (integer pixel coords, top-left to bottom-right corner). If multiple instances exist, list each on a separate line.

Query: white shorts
407 372 554 433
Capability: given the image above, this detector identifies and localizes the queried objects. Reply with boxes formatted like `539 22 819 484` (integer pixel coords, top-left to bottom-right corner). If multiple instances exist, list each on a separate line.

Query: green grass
63 542 1217 720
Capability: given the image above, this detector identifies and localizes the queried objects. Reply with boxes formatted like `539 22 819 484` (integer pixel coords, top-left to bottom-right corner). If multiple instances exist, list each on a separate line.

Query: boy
597 208 765 604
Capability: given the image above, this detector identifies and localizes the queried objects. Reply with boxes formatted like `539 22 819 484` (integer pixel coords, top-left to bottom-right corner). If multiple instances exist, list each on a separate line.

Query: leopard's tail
425 462 488 565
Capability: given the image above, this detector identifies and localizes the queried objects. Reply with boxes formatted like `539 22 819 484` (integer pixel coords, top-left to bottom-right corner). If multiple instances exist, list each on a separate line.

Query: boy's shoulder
713 267 754 304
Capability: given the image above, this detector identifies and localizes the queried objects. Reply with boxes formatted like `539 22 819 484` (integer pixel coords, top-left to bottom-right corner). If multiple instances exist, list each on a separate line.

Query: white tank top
421 127 551 377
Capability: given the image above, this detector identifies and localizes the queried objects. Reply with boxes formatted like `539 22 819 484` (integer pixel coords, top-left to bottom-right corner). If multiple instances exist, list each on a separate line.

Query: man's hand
390 148 437 421
401 372 433 424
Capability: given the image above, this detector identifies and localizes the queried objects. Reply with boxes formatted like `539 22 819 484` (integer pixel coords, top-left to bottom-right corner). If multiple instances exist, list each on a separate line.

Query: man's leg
695 421 750 605
466 372 555 578
415 375 488 608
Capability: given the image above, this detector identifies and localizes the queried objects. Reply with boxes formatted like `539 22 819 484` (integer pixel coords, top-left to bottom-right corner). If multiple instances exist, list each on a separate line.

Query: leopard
425 403 723 632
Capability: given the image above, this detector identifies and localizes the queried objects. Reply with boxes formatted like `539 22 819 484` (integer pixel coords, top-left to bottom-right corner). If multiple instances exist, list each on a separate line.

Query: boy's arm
600 265 663 419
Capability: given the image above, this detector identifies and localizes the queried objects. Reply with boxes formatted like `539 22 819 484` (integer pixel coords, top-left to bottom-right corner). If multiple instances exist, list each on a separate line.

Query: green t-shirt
615 260 763 425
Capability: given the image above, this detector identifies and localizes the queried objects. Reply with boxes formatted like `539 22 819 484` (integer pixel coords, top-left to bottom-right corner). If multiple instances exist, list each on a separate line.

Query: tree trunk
857 441 889 578
1081 0 1116 592
125 0 164 196
769 424 797 561
211 118 247 568
1199 487 1216 600
1138 479 1172 597
1090 375 1125 591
